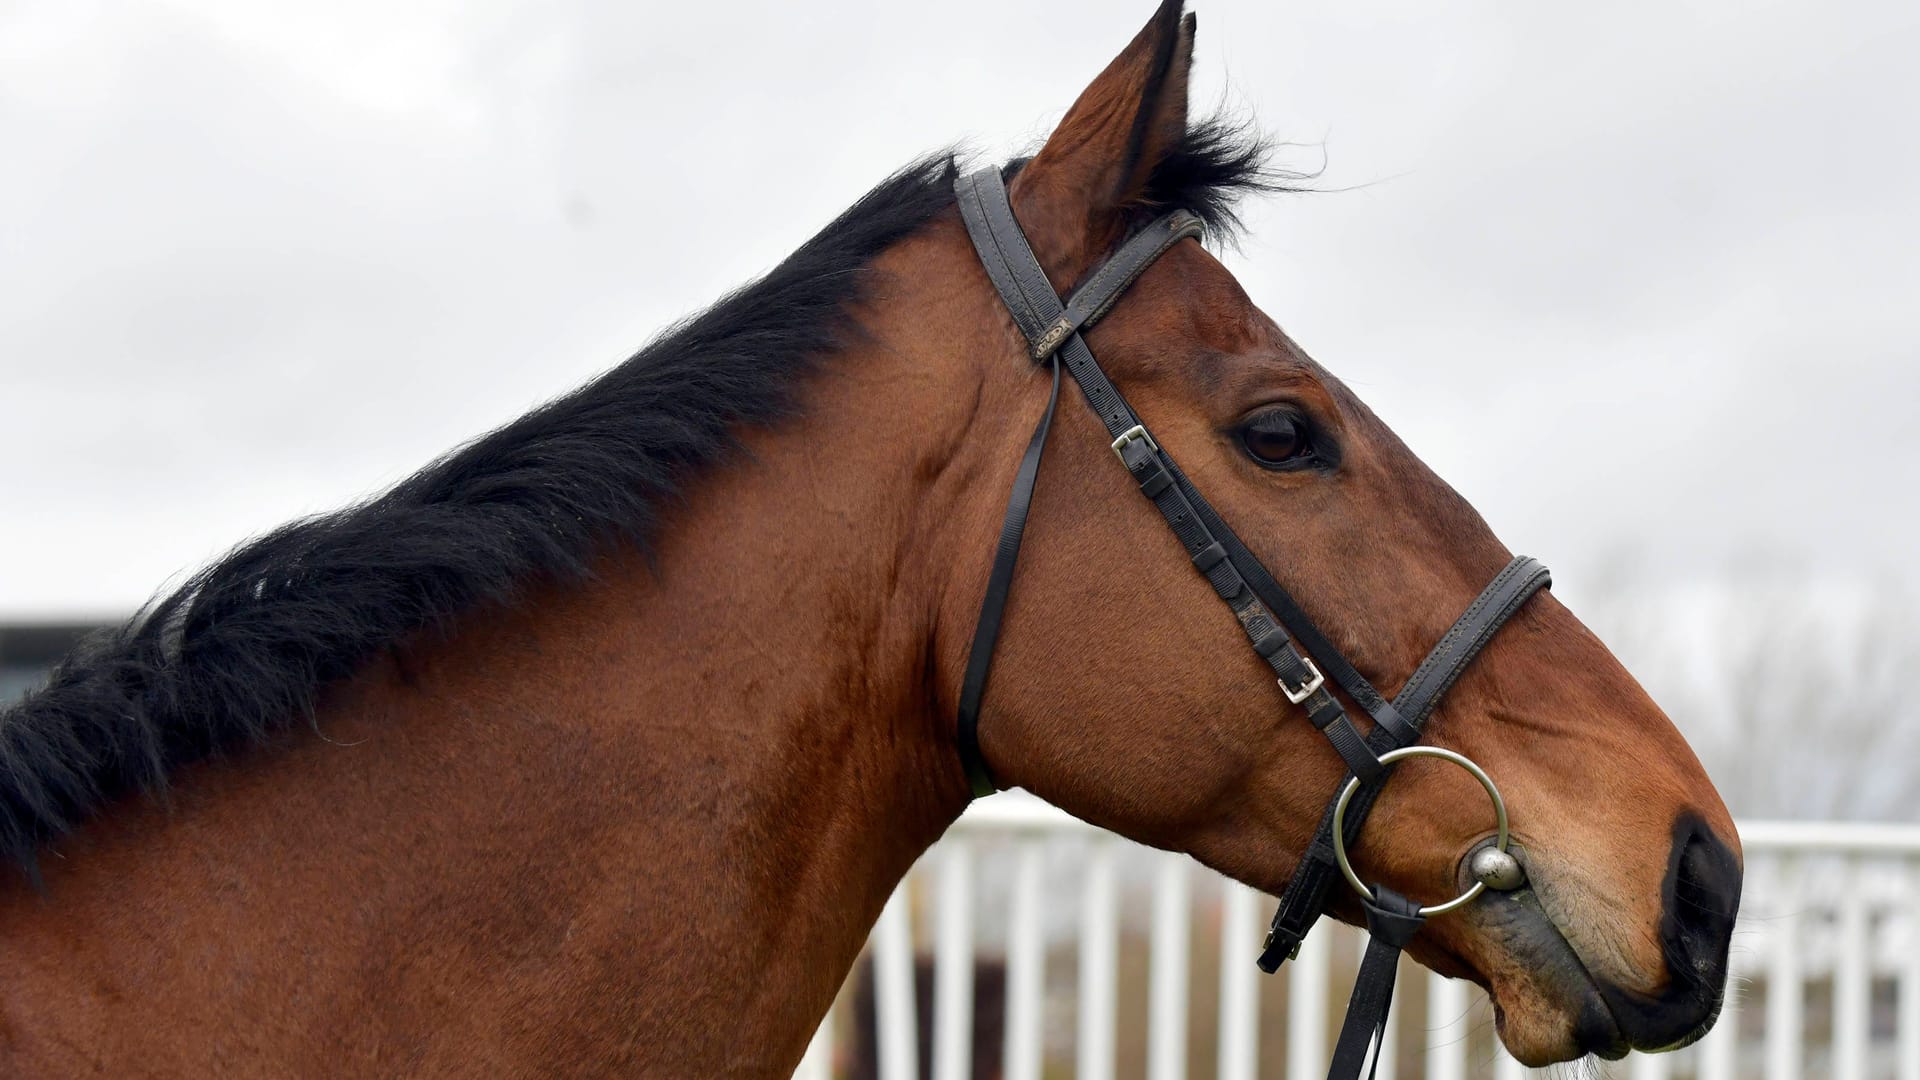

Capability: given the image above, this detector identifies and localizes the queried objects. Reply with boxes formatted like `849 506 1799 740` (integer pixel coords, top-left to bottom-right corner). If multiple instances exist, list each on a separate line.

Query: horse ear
1009 0 1196 284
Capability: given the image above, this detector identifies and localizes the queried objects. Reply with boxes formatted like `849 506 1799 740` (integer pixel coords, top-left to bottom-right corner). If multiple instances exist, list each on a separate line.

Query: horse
0 2 1739 1074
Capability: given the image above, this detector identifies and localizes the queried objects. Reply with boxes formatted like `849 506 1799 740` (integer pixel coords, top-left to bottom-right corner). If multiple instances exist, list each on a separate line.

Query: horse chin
1462 887 1631 1066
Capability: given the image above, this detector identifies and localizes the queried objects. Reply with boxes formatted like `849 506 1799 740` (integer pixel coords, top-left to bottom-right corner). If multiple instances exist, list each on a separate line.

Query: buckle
1110 424 1158 462
1260 927 1303 960
1278 656 1325 704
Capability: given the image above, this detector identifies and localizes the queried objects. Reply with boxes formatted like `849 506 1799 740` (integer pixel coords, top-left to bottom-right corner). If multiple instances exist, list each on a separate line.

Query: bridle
950 165 1552 1080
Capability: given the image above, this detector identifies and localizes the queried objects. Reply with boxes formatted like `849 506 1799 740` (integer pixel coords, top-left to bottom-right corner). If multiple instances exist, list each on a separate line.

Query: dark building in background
0 622 108 702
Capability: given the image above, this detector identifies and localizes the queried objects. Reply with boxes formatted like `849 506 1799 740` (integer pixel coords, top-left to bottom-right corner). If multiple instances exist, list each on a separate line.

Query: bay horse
0 2 1739 1074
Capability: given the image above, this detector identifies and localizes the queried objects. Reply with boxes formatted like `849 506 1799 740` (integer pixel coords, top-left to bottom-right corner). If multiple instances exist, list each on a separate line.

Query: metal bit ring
1331 745 1510 918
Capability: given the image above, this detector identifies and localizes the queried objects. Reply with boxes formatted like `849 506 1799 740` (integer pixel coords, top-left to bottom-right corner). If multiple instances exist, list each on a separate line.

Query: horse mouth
1466 885 1632 1063
1464 886 1728 1065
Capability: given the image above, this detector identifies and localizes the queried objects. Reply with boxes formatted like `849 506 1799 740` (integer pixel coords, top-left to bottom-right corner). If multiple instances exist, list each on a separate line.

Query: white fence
795 795 1920 1080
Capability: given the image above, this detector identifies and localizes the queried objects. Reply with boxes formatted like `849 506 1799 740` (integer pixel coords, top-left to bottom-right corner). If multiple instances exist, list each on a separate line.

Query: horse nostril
1638 816 1744 1047
1666 820 1742 986
1600 815 1745 1051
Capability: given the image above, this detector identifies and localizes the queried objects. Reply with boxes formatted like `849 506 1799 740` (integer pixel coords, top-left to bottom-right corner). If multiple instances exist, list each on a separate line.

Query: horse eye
1239 411 1311 467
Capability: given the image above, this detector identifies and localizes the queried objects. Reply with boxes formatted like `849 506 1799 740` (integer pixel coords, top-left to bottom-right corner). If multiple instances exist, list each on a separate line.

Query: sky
3 0 1917 626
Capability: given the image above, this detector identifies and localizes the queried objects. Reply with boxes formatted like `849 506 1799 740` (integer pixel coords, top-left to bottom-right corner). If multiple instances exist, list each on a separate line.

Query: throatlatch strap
1326 887 1425 1080
955 357 1062 796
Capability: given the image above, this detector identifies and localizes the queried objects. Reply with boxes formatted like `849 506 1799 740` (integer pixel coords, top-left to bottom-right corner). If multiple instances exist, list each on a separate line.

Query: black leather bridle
950 165 1552 1080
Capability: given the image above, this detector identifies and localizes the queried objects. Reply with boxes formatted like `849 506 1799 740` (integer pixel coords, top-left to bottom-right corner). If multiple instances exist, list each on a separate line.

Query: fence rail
795 797 1920 1080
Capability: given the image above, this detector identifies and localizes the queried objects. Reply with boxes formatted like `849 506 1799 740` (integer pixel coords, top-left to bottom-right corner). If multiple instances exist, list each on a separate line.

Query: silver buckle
1110 424 1158 462
1278 657 1325 704
1260 929 1304 962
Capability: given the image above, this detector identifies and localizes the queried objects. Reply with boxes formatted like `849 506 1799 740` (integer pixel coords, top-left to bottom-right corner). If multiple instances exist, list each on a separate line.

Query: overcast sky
2 0 1916 622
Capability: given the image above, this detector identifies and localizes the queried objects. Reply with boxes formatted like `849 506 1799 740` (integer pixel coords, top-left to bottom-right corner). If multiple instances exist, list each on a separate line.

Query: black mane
0 123 1275 872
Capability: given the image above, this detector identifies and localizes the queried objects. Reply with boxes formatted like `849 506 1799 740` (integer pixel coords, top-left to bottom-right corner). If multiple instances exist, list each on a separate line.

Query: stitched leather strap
1257 556 1551 971
1157 451 1418 746
955 167 1201 353
955 357 1062 796
1326 887 1425 1080
1393 556 1552 728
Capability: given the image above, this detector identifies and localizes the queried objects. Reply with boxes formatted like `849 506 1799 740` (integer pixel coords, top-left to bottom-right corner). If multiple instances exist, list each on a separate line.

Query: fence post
874 884 919 1080
1149 853 1193 1080
1903 870 1920 1080
1766 856 1802 1080
1835 868 1869 1080
1218 882 1261 1080
1286 920 1329 1080
1079 839 1119 1080
932 841 975 1080
1424 972 1467 1080
1004 839 1046 1080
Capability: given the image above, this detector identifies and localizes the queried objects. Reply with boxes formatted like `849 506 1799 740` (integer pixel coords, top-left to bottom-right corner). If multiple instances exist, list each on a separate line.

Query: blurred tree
1580 551 1920 822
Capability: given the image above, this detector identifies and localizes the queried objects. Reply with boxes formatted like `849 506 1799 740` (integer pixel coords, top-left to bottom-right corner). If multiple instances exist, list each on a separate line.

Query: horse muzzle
1458 813 1743 1065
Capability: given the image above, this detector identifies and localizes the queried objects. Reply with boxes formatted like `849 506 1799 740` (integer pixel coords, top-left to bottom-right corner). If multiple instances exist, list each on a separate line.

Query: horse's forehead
1108 244 1360 403
1075 240 1271 369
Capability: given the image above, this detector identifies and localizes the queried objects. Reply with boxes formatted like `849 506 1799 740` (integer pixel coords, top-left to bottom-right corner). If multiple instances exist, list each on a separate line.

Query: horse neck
0 285 987 1073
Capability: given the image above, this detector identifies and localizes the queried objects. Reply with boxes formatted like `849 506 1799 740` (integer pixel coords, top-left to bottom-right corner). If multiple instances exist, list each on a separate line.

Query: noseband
951 166 1552 1080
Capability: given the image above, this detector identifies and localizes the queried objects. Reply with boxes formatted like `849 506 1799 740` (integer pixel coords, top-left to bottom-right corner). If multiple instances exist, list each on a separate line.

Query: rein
950 166 1550 1080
